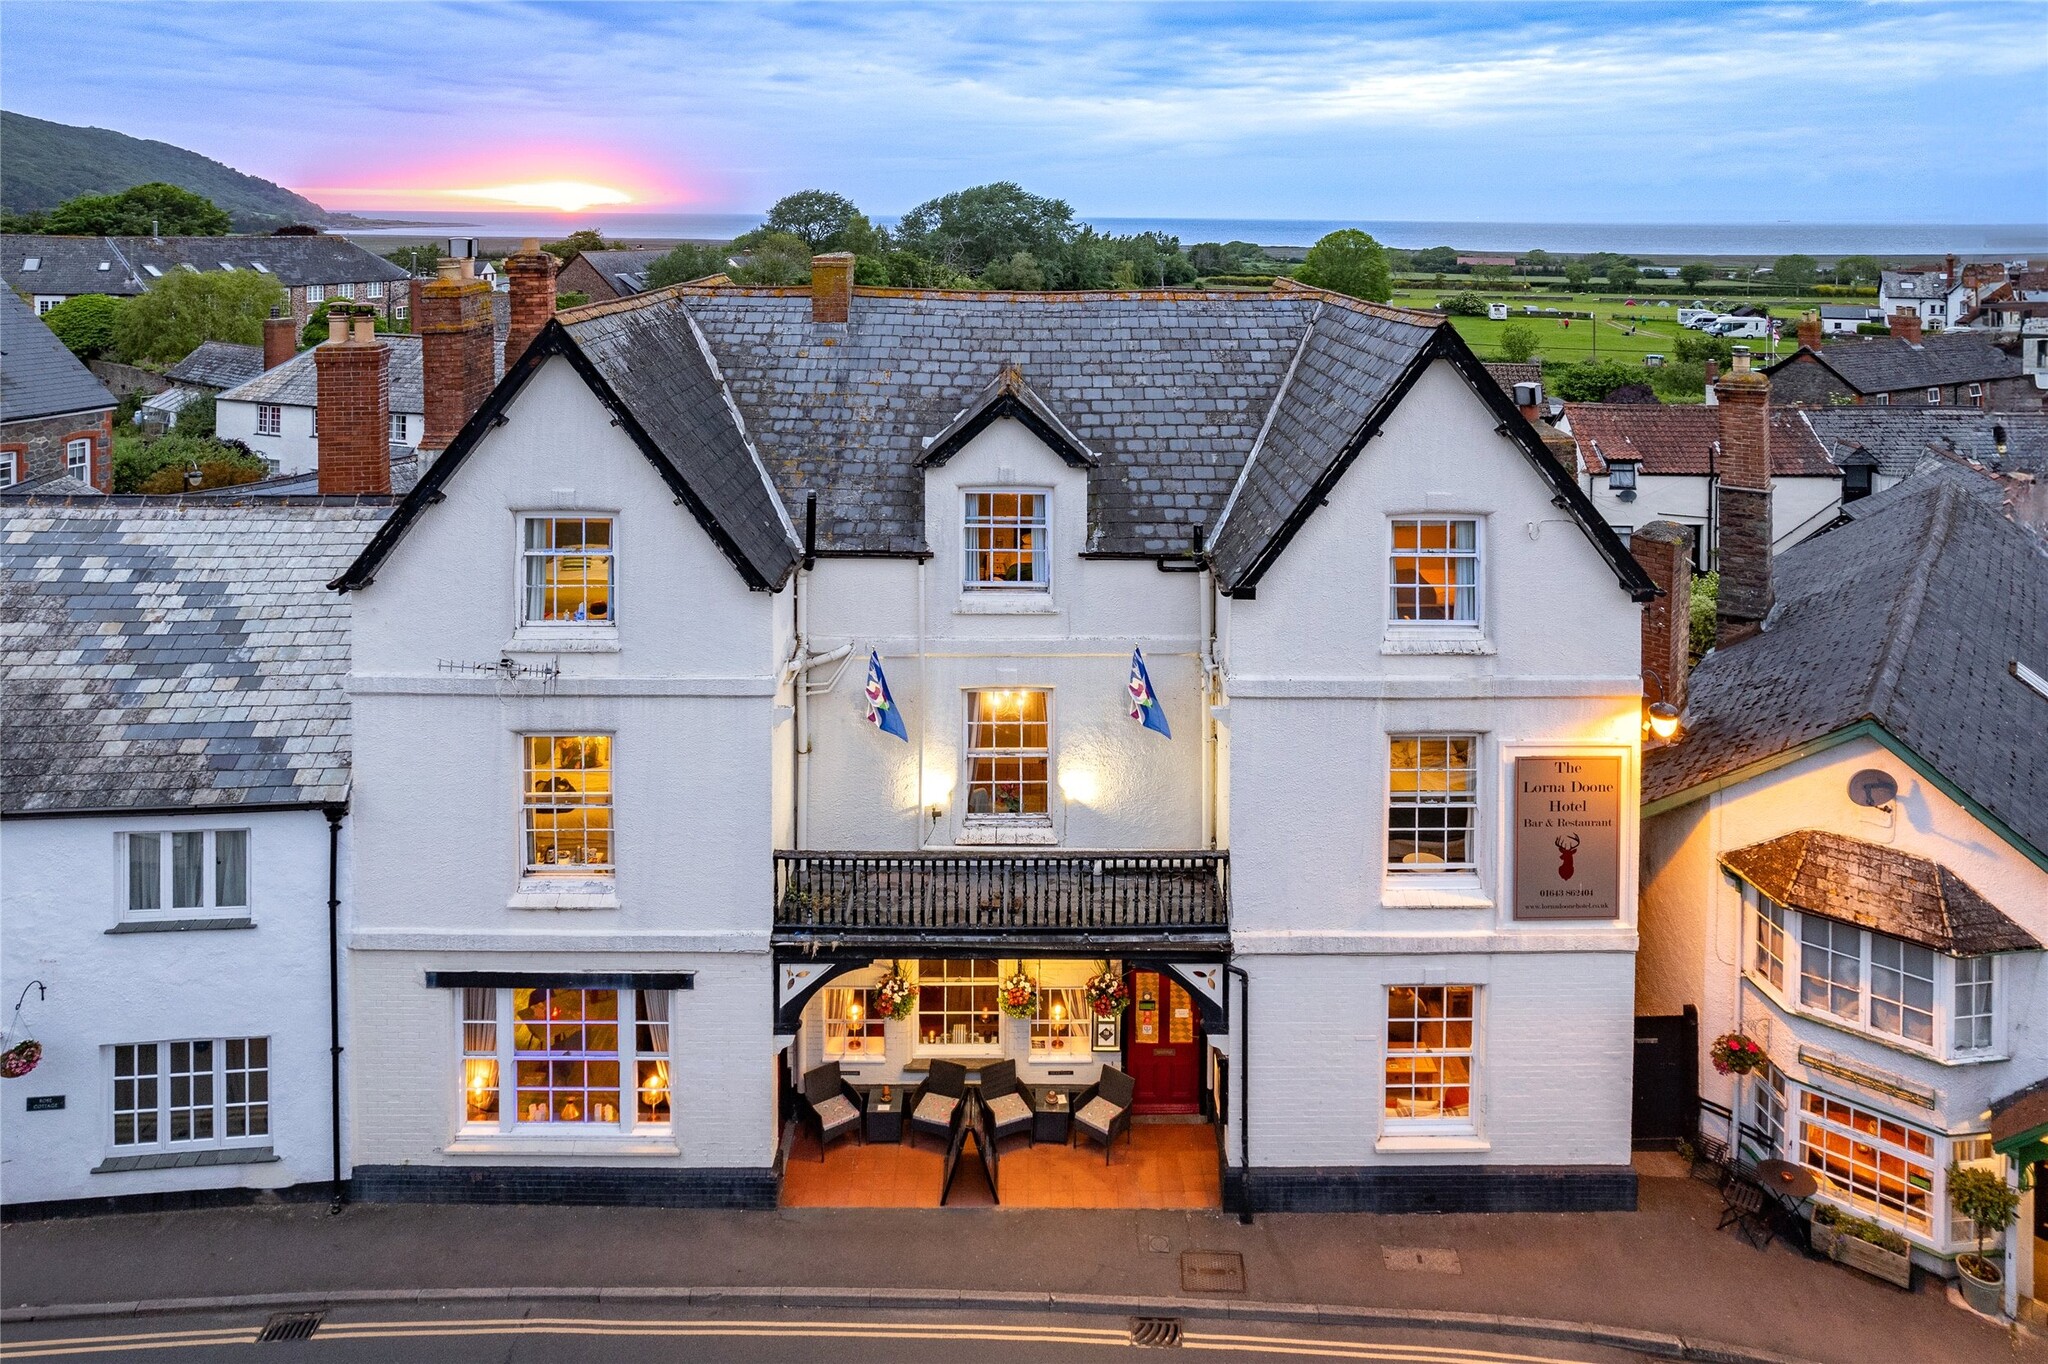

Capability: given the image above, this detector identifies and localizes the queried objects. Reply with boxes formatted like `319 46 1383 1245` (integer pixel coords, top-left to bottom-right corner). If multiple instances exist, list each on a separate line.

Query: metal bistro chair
907 1059 970 1152
978 1058 1036 1151
1717 1177 1775 1250
798 1061 862 1162
1689 1132 1732 1184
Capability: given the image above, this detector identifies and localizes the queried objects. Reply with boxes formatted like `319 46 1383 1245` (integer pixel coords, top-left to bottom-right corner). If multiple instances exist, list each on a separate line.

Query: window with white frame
256 404 282 437
111 1038 269 1149
964 690 1049 821
1747 1063 1786 1159
389 412 408 443
1925 388 1941 405
1798 1091 1935 1236
1383 985 1476 1129
367 281 385 299
1747 885 1787 990
1967 383 1982 403
916 958 1000 1051
1953 956 1995 1052
963 491 1048 588
1869 936 1935 1045
1389 517 1479 625
35 296 58 314
523 735 612 874
1386 735 1477 870
1949 1134 1996 1244
66 437 91 479
522 516 613 624
123 829 248 915
1798 916 1862 1019
0 452 17 488
334 283 354 300
822 987 886 1061
462 987 670 1129
1031 983 1089 1057
306 284 325 303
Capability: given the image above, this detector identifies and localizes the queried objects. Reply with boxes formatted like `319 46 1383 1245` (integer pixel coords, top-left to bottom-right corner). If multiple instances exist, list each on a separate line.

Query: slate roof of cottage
1722 829 2038 955
1803 409 2048 479
0 497 392 813
1819 305 1877 321
1767 331 2022 394
0 233 408 297
573 249 669 296
1564 403 1838 477
1643 477 2048 857
0 288 117 424
219 335 428 414
1879 270 1951 300
164 340 264 392
1990 1077 2048 1145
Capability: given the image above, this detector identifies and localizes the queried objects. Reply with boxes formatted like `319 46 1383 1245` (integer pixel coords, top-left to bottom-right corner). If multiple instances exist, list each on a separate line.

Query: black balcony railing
773 849 1228 939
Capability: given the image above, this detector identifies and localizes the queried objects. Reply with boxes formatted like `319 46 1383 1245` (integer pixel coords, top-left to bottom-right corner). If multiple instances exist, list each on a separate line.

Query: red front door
1125 970 1201 1115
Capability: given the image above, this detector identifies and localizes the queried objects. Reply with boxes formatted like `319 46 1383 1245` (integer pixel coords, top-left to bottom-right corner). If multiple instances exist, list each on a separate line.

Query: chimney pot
436 257 463 283
418 261 496 453
811 252 855 324
327 309 347 344
315 323 391 496
1888 310 1923 344
505 240 560 366
350 308 377 345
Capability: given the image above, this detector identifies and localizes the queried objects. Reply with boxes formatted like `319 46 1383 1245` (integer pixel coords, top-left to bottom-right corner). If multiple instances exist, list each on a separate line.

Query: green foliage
1473 262 1515 283
383 244 442 275
1 110 326 228
175 391 216 438
1675 331 1735 366
1948 1163 2022 1259
1518 248 1554 274
761 189 889 256
895 181 1077 276
41 293 124 359
1498 322 1539 362
1812 283 1879 298
1188 241 1265 275
1439 292 1489 317
1688 572 1718 666
1832 254 1882 285
643 242 731 289
1678 262 1715 288
299 302 393 349
1297 229 1391 303
1648 359 1708 401
1811 1203 1911 1254
554 291 590 308
980 252 1046 290
1605 261 1639 289
112 429 266 493
541 229 614 263
113 268 286 365
876 249 970 289
1563 262 1593 291
47 182 230 236
729 231 814 285
0 208 50 232
1771 254 1819 288
1550 360 1644 403
1409 246 1460 273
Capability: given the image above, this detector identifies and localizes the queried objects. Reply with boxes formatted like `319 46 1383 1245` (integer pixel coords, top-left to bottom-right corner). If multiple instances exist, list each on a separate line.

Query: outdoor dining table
1754 1158 1821 1252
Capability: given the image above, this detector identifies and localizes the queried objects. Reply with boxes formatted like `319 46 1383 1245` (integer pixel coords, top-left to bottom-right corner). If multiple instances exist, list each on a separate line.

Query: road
0 1304 1661 1363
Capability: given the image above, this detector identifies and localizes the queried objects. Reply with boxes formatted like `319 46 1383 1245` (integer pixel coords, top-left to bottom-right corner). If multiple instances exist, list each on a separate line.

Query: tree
1688 571 1718 666
1188 241 1263 275
113 268 286 365
894 181 1076 276
46 182 231 236
1771 254 1819 288
1947 1162 2021 1286
644 242 732 289
541 229 614 263
1550 360 1644 403
175 391 216 438
111 429 266 493
1296 229 1392 303
1518 249 1554 276
554 291 590 308
1604 261 1639 289
1678 262 1715 288
1474 263 1516 284
1409 246 1459 273
1833 254 1882 286
980 251 1046 290
763 190 874 249
1675 331 1734 366
41 294 124 360
728 231 813 285
383 244 443 275
1563 262 1593 291
1439 292 1489 316
1498 322 1539 362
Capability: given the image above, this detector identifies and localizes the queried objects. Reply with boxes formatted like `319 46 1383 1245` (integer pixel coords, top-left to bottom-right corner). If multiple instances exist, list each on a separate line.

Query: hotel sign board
1513 755 1622 920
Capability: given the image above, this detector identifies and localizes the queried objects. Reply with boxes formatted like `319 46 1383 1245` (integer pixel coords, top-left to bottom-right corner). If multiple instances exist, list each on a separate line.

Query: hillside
0 111 329 228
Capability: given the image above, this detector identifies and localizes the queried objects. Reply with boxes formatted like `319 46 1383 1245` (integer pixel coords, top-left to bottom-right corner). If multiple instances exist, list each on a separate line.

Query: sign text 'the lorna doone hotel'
1513 756 1622 920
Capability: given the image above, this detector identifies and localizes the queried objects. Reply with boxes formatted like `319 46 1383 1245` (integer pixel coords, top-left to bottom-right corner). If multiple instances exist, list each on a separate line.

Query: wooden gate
1632 1005 1698 1148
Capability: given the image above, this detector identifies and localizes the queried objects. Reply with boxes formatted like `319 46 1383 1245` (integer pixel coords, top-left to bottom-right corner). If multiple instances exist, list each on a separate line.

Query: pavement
1 1163 2039 1364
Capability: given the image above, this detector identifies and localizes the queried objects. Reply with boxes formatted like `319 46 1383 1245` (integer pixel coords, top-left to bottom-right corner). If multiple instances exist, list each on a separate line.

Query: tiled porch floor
779 1119 1222 1209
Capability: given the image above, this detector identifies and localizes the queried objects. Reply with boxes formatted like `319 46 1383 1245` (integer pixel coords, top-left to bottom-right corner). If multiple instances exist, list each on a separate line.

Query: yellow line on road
1185 1331 1598 1363
0 1327 256 1359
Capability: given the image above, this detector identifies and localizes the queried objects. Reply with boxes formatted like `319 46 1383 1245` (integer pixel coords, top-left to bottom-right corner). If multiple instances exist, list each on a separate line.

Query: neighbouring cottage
0 289 116 492
554 248 677 302
1765 319 2040 411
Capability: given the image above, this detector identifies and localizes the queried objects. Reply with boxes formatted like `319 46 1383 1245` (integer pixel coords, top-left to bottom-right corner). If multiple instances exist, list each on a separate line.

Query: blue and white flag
862 650 909 742
1126 647 1172 739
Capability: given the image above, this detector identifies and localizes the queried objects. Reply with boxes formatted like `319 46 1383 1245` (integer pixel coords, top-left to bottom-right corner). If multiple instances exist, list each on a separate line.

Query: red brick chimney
1889 310 1923 344
1702 358 1719 406
417 256 495 455
1713 346 1771 648
1945 253 1957 287
812 252 854 324
315 306 392 496
505 237 558 364
1632 520 1692 727
262 307 296 371
1796 312 1822 353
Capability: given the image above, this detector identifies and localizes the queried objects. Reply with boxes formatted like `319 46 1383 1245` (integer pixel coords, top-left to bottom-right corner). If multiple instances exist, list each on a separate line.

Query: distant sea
336 210 2048 257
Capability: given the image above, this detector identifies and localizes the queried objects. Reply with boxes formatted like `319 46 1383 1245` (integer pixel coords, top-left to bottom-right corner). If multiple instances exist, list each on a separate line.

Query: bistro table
1755 1159 1820 1250
861 1086 905 1144
1032 1087 1073 1145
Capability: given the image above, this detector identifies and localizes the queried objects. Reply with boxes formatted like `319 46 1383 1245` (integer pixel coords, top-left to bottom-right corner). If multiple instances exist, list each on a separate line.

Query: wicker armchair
978 1058 1036 1150
907 1059 970 1152
1071 1066 1136 1164
797 1061 862 1162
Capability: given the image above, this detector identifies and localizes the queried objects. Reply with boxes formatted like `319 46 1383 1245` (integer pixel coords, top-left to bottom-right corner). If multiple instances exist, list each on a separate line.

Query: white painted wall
0 809 341 1206
217 399 317 476
1577 470 1842 560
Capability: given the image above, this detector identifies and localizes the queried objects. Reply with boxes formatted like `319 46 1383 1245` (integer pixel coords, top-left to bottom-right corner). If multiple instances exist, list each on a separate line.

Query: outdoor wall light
1642 668 1682 742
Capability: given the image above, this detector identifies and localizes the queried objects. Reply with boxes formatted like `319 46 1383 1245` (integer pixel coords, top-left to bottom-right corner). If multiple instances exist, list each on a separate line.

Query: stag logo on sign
1513 755 1622 919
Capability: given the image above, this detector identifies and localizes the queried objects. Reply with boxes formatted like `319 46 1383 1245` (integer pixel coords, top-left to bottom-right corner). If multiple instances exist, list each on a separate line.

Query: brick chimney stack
812 252 854 324
1889 310 1923 344
315 305 392 496
417 255 495 455
1632 520 1692 726
1703 358 1719 406
1796 311 1822 353
1945 253 1958 286
505 237 558 364
1713 346 1772 648
262 307 296 371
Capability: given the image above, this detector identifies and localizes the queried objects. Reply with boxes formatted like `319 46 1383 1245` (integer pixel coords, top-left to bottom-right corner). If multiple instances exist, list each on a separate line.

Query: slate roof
1879 270 1950 300
574 249 669 296
1803 409 2048 479
1643 477 2048 856
1564 403 1838 477
164 340 263 392
1819 306 1877 321
1768 331 2022 395
1 234 407 297
1990 1077 2048 1146
0 288 117 424
0 497 392 814
219 336 427 414
1722 829 2038 956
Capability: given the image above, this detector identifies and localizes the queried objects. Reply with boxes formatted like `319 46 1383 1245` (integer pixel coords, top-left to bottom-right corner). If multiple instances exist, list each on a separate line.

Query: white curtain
640 989 671 1112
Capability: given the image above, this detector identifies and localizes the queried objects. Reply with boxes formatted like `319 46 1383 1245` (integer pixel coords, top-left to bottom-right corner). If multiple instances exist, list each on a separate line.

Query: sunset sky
4 1 2044 223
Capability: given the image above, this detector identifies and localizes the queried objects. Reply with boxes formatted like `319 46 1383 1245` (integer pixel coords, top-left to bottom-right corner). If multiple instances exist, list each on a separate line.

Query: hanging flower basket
1083 965 1129 1018
1710 1031 1767 1076
998 968 1039 1020
873 964 916 1021
1 1038 42 1079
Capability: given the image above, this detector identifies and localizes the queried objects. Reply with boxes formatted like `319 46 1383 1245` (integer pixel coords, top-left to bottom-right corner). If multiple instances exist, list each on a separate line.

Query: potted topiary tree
1948 1162 2021 1317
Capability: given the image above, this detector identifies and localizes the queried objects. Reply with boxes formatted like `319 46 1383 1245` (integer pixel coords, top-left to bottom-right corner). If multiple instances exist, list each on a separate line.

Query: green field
1384 289 1828 370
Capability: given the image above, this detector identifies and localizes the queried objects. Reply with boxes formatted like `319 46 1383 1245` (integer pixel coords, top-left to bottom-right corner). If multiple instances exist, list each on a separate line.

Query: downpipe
1227 963 1251 1224
323 803 347 1213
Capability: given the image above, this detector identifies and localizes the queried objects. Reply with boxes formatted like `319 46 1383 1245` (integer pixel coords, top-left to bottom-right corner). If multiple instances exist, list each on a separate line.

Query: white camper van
1707 315 1770 338
1677 308 1718 329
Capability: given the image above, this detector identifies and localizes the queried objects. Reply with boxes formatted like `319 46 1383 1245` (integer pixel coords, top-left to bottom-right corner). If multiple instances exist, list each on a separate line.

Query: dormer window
964 491 1048 589
1608 461 1639 492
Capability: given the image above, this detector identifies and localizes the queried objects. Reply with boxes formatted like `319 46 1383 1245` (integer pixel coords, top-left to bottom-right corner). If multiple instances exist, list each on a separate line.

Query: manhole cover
1130 1316 1184 1348
1382 1247 1462 1274
255 1310 325 1342
1179 1249 1246 1293
1142 1233 1172 1253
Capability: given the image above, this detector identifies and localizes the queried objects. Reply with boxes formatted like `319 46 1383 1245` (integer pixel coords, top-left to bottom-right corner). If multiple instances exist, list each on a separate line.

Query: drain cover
1179 1249 1247 1293
1130 1317 1185 1348
255 1310 325 1343
1382 1246 1463 1274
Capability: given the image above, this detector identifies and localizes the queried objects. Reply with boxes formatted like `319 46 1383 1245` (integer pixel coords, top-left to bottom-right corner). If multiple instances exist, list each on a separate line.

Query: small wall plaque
26 1095 64 1112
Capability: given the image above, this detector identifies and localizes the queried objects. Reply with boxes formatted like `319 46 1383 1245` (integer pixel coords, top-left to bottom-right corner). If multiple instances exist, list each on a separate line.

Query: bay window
1798 916 1862 1019
460 987 670 1131
1798 1092 1935 1235
1953 957 1995 1052
1747 885 1786 990
111 1038 269 1151
123 829 248 916
1383 985 1477 1131
1869 937 1935 1045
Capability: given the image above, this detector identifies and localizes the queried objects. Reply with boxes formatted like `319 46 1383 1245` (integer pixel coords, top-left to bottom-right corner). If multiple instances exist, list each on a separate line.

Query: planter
1808 1218 1842 1259
1833 1232 1914 1289
1957 1255 2005 1317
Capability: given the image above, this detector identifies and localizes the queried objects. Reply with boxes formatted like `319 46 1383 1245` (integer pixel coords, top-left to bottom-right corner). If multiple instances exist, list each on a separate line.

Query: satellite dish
1848 769 1898 808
